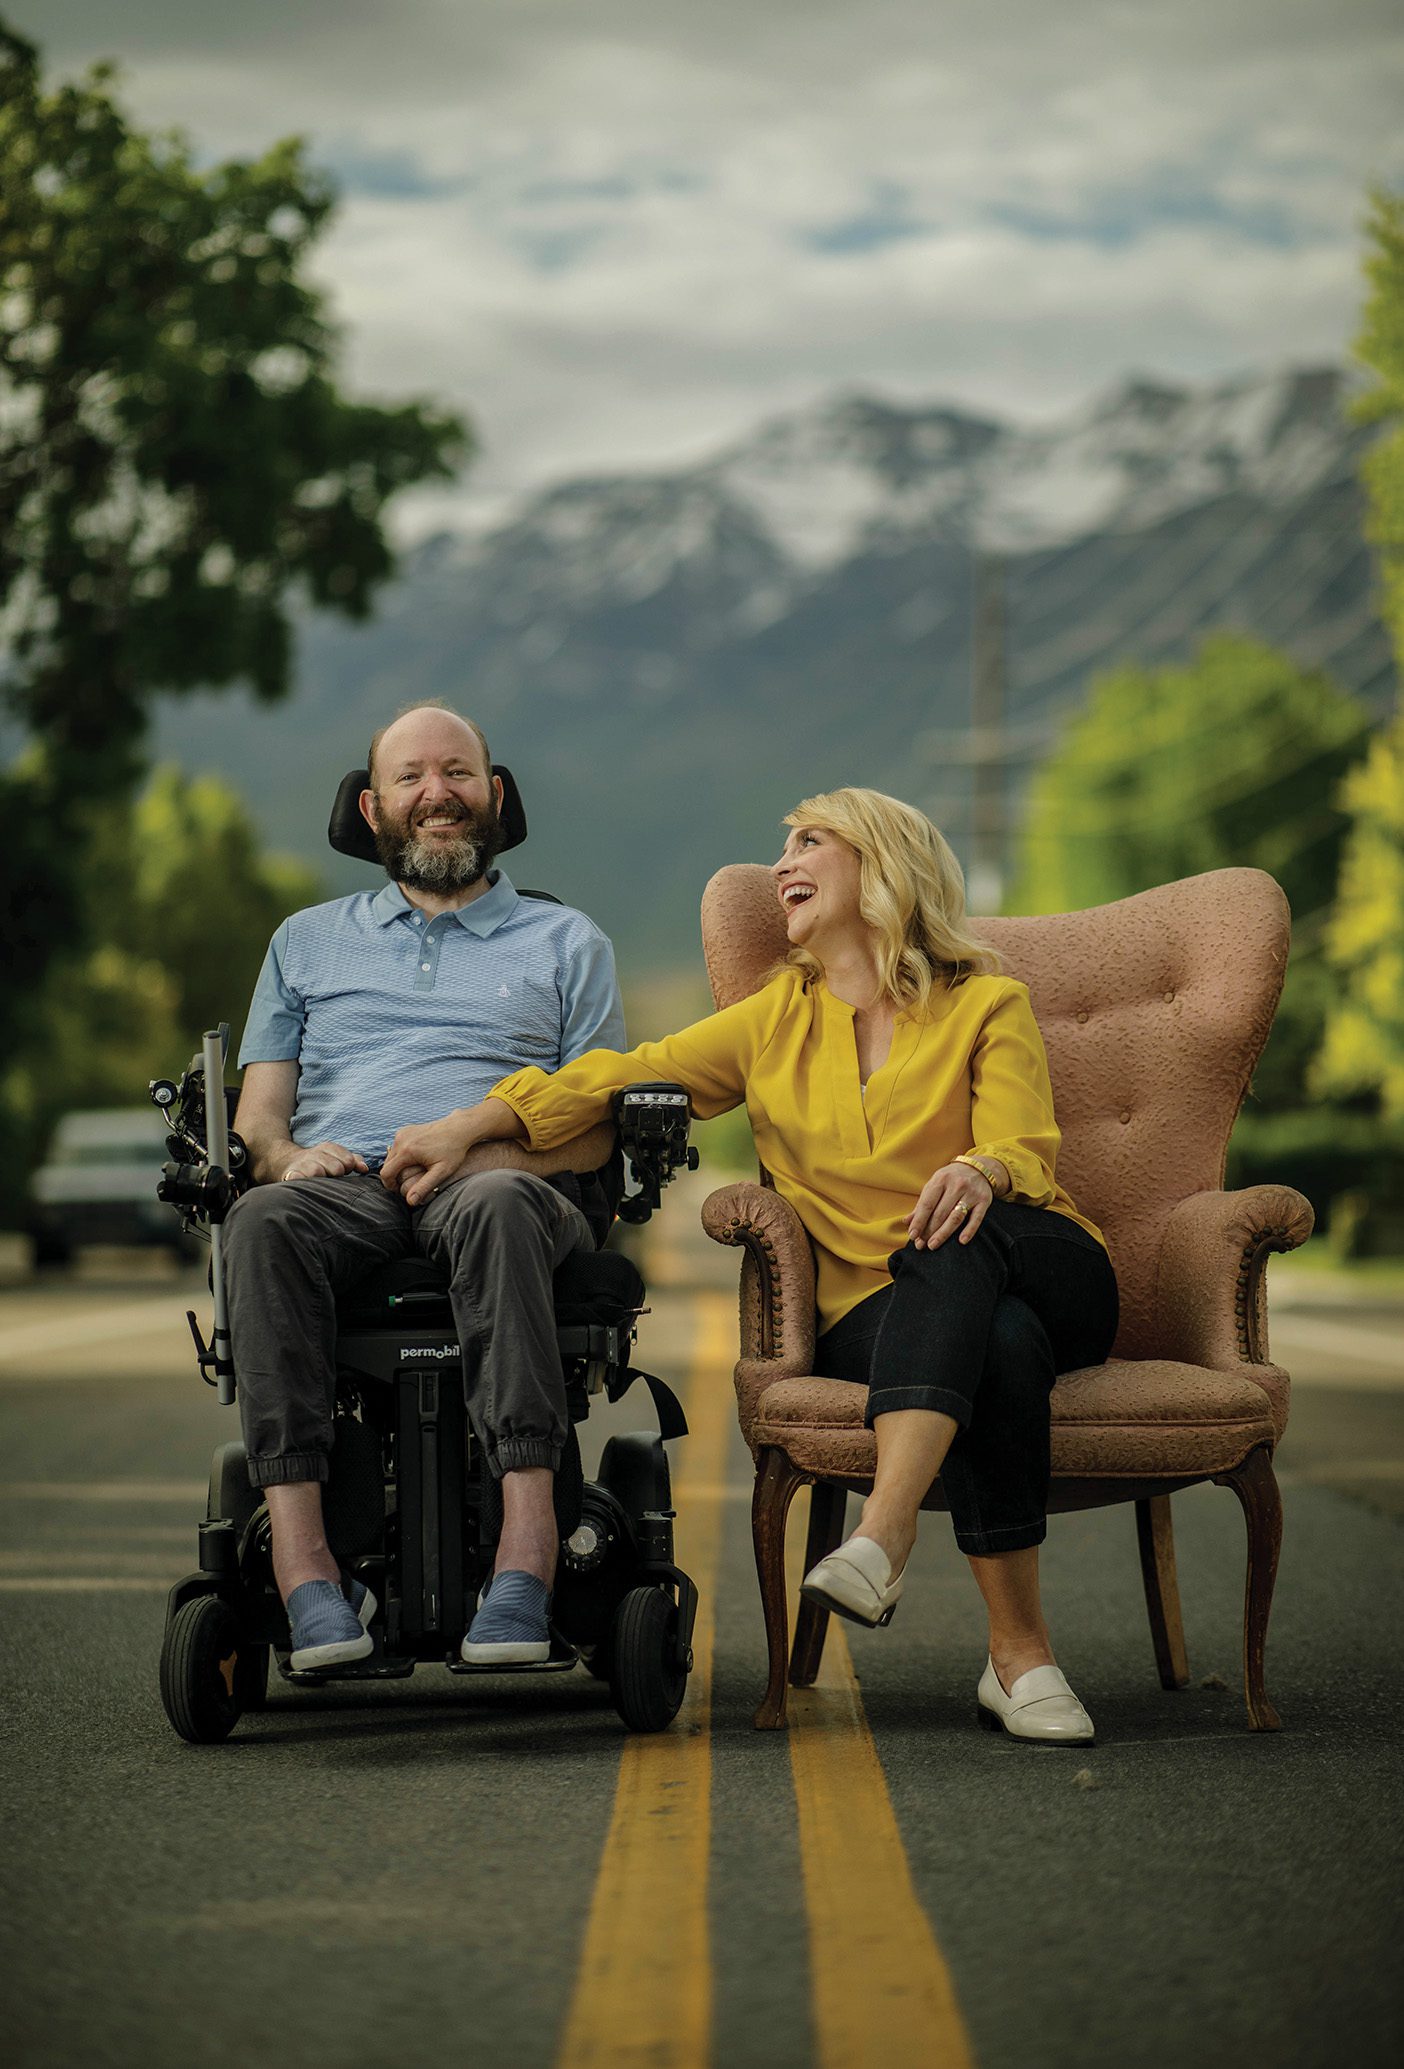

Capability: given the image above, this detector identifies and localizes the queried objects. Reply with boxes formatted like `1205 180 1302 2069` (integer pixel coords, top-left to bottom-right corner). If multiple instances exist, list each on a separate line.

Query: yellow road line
788 1500 976 2069
556 1290 734 2069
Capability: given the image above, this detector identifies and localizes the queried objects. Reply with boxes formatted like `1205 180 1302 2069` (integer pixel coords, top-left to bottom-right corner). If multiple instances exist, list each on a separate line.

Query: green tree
0 22 465 1072
1007 633 1371 1109
113 764 322 1041
1354 191 1404 669
0 765 322 1219
1312 724 1404 1117
1313 191 1404 1126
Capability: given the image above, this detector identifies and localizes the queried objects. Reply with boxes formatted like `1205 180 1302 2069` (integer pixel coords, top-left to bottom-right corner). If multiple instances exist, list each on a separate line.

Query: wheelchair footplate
449 1634 581 1676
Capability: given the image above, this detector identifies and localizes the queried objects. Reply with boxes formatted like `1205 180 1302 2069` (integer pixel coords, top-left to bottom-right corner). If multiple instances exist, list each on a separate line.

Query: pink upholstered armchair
698 865 1314 1731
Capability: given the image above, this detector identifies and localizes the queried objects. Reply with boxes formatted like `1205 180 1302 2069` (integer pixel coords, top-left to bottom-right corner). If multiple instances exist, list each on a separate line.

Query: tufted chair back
699 865 1289 1361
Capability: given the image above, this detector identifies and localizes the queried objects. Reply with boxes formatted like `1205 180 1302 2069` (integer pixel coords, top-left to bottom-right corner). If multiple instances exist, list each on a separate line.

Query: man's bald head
367 702 492 789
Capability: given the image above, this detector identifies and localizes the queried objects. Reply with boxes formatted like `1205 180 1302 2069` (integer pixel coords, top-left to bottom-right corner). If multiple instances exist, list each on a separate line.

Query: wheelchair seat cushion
553 1246 644 1324
337 1255 454 1328
336 1246 644 1330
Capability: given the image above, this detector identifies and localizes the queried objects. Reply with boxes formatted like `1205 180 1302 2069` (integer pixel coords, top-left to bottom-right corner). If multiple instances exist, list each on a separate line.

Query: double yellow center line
558 1290 974 2069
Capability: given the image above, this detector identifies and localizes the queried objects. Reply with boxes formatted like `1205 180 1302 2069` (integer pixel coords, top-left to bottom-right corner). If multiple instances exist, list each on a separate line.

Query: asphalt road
1 1204 1401 2069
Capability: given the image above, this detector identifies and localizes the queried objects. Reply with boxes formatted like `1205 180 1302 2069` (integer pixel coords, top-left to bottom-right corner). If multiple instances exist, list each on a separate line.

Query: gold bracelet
957 1153 1006 1194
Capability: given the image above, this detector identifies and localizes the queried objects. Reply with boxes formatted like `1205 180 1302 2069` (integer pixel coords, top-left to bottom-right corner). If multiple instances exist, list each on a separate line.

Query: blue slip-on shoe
287 1577 376 1670
342 1574 377 1632
460 1570 551 1664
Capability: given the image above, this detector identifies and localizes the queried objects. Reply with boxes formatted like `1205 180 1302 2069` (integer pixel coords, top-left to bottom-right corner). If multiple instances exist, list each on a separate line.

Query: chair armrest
1153 1185 1314 1370
702 1182 817 1447
459 1123 617 1179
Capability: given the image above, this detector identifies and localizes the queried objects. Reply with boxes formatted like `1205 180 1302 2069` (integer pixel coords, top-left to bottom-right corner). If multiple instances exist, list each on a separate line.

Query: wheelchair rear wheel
160 1596 248 1744
608 1585 687 1732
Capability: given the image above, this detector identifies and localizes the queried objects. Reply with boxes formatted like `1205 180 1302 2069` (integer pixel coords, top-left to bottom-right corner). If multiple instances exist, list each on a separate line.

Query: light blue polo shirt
238 872 625 1161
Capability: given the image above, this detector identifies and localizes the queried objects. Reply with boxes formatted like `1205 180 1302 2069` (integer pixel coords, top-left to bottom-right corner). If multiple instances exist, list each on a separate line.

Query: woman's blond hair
777 786 1000 1012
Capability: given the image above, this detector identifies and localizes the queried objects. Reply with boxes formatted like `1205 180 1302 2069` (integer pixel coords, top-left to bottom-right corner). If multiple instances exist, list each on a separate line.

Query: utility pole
967 551 1006 914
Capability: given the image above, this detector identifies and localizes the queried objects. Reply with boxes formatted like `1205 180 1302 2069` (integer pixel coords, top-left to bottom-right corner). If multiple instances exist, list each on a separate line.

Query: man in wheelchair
224 700 633 1675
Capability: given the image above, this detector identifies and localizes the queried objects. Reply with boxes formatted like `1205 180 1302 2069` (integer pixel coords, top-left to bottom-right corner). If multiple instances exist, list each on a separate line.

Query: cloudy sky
23 1 1404 530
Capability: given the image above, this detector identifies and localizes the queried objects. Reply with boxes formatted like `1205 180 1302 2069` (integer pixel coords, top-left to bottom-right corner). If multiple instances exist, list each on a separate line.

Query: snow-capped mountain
158 364 1391 973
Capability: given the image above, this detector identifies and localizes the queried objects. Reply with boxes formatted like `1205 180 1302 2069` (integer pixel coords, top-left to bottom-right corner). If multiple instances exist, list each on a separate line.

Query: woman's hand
907 1161 995 1250
380 1096 528 1206
380 1112 481 1205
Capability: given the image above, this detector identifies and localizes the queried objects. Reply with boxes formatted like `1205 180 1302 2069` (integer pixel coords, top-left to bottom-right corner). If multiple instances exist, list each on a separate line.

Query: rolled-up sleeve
237 925 305 1066
967 982 1061 1207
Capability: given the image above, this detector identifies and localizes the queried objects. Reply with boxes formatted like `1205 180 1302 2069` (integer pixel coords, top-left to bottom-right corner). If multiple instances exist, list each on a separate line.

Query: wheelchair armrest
459 1122 617 1179
702 1181 817 1450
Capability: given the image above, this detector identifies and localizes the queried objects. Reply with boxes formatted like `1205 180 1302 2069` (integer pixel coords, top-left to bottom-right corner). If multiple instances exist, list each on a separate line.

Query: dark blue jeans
813 1199 1118 1556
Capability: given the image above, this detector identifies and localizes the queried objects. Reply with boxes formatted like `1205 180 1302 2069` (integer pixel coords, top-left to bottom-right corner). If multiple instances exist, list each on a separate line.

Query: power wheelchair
151 762 700 1744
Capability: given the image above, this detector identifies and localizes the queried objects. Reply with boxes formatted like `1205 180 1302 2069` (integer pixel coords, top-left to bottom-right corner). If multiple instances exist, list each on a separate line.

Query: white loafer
976 1656 1095 1744
800 1535 905 1628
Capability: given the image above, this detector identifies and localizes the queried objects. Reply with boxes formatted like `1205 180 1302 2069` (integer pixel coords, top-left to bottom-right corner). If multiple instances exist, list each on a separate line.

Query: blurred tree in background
1007 633 1380 1239
1312 193 1404 1154
1008 188 1404 1251
1313 733 1404 1120
1353 192 1404 667
1008 631 1370 1107
0 19 466 1176
0 766 321 1220
0 12 471 1208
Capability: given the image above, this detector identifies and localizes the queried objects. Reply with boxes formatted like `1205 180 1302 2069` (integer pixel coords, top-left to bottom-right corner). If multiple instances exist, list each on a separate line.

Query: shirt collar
370 870 520 937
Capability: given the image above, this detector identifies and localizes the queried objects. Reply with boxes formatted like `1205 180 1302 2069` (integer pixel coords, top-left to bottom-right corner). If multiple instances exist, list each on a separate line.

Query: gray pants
222 1170 593 1488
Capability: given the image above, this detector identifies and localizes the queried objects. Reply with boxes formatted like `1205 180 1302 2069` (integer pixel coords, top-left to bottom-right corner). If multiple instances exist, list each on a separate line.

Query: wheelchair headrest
328 765 528 863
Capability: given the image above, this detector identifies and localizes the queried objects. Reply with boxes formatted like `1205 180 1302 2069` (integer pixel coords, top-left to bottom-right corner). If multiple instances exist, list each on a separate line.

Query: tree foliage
0 20 465 1066
1312 720 1404 1119
1353 190 1404 671
1008 634 1369 923
0 765 322 1215
1007 633 1372 1111
1311 191 1404 1125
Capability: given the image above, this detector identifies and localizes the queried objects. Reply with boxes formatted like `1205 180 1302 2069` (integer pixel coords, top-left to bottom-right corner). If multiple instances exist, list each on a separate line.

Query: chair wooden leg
1213 1445 1284 1732
1135 1494 1190 1690
751 1447 807 1730
789 1481 848 1689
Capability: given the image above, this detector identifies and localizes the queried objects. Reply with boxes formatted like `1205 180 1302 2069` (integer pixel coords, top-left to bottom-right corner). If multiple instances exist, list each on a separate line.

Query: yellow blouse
491 967 1103 1334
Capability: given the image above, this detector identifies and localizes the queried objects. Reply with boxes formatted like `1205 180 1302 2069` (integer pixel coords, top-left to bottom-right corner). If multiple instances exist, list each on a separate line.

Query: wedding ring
955 1201 969 1217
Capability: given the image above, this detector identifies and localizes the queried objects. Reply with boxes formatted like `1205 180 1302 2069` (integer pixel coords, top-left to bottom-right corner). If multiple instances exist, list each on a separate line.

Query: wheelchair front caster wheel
160 1596 249 1744
608 1586 688 1733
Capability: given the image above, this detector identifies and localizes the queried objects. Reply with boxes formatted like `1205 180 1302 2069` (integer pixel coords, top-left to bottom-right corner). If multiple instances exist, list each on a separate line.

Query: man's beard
374 797 505 892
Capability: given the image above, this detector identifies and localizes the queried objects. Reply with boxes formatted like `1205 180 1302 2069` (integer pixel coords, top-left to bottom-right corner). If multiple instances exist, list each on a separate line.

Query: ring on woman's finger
954 1201 969 1218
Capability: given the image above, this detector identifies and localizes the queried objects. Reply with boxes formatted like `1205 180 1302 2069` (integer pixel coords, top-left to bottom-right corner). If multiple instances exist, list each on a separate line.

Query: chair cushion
753 1358 1279 1481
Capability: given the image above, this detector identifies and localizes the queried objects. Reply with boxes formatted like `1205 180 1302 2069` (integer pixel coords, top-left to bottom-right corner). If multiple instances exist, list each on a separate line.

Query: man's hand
280 1143 370 1183
381 1112 479 1205
907 1161 995 1251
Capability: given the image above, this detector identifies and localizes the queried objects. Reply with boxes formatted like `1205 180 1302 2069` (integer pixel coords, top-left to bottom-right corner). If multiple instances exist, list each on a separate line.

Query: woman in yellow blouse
381 788 1118 1744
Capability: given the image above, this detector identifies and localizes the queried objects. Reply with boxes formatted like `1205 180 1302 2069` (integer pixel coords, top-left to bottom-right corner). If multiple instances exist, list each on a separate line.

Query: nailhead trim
1234 1225 1296 1361
716 1212 785 1360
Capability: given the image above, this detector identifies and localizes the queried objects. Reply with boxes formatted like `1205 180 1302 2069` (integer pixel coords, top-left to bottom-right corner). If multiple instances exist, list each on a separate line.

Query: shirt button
1075 1010 1089 1025
421 962 431 972
413 914 422 925
1119 1110 1132 1125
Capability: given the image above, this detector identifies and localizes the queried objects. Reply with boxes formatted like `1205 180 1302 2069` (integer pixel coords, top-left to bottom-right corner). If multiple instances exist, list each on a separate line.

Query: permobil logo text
398 1345 457 1360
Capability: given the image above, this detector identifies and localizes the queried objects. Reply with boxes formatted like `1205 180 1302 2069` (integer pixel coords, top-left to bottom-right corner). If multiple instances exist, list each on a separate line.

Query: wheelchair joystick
612 1084 698 1224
